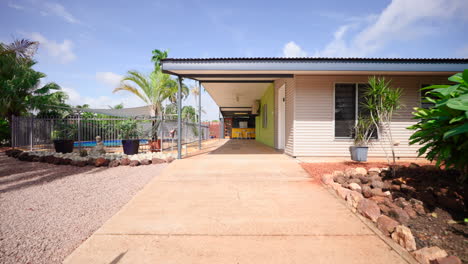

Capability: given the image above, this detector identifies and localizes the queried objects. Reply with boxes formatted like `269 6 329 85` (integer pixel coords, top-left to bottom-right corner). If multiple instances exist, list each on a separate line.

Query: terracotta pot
149 139 161 152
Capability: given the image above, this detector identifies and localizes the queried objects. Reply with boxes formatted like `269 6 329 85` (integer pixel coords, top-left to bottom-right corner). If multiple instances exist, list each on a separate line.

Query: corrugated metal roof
162 57 468 64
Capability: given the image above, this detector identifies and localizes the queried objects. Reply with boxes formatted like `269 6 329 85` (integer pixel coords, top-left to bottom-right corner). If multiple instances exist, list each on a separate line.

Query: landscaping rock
368 167 380 173
18 152 29 161
362 185 373 198
391 225 417 251
390 184 401 191
108 160 120 167
376 215 399 236
434 256 462 264
412 246 447 264
120 158 131 166
348 178 361 184
395 197 410 208
166 157 175 163
335 176 346 184
370 188 387 197
141 159 151 165
348 182 362 192
401 184 416 193
371 180 384 189
62 158 72 165
388 207 410 225
31 156 40 162
359 175 370 184
129 160 140 167
95 157 109 167
346 191 363 210
403 205 417 219
336 187 351 199
413 203 426 215
151 158 166 164
355 167 367 176
44 155 55 164
378 203 392 215
369 196 389 204
53 158 63 165
87 158 96 166
10 149 23 158
357 198 381 222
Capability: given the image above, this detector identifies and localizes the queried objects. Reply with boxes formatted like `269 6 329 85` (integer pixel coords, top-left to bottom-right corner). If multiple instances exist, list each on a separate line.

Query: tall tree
0 39 68 121
113 70 177 117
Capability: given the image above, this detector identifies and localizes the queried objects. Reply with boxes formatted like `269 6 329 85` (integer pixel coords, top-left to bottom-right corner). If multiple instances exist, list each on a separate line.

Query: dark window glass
358 84 378 138
335 84 356 137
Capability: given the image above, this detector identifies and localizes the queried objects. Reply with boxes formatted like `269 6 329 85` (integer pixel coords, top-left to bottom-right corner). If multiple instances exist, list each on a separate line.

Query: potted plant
148 119 162 152
350 116 375 162
118 120 140 155
52 120 77 153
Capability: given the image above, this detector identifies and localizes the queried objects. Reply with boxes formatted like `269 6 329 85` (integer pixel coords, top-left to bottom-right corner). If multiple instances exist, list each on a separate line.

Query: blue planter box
350 146 368 162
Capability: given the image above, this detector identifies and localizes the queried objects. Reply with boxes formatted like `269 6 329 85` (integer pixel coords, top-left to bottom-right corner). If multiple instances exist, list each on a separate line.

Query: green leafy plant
52 120 77 140
353 116 376 147
408 70 468 179
363 76 402 164
117 120 140 139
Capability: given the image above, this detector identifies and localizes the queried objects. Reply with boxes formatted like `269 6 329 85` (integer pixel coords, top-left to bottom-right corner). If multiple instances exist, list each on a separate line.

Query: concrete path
64 140 408 263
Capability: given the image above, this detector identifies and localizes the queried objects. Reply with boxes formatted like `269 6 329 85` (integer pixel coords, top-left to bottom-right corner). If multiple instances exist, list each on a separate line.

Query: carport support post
198 81 202 150
177 76 183 159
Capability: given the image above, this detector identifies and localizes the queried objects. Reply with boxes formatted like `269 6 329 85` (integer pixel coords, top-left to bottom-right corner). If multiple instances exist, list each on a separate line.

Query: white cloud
41 2 80 24
62 87 143 109
8 2 24 10
314 0 465 57
282 41 308 57
96 72 123 88
27 32 76 63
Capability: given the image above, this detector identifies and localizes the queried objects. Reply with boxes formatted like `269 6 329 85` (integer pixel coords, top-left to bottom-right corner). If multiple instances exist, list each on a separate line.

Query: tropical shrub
117 120 140 139
363 76 402 164
408 70 468 179
353 116 376 147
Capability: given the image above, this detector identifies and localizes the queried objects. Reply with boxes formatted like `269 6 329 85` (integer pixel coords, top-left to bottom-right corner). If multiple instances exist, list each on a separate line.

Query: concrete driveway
64 140 408 263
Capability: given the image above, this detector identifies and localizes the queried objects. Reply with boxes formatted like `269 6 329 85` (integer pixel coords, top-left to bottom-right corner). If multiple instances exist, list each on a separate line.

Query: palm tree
113 70 175 117
0 39 38 60
151 49 168 72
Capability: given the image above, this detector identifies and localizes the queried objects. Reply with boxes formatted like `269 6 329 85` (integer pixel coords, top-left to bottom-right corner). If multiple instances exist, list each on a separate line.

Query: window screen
335 84 356 137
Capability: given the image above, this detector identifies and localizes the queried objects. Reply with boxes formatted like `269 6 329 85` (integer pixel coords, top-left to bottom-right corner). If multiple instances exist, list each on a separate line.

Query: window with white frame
334 83 376 138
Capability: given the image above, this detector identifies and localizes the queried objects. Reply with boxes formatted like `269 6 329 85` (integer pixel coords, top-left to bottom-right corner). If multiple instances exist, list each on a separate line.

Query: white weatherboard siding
274 78 296 156
286 75 449 158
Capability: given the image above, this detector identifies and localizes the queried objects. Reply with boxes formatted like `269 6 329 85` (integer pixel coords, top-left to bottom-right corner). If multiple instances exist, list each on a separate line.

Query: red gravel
0 152 167 264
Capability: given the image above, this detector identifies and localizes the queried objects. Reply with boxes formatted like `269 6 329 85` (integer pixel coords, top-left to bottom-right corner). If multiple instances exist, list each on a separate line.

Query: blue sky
2 0 468 121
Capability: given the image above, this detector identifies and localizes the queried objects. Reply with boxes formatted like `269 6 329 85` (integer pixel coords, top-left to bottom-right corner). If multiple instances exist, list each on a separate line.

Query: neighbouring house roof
161 57 468 75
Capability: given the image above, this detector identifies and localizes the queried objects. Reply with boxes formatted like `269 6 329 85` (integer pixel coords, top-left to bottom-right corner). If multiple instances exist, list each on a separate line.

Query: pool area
74 139 149 147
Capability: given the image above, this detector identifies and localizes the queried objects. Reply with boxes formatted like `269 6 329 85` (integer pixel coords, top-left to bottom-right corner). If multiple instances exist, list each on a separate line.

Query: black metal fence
11 115 210 155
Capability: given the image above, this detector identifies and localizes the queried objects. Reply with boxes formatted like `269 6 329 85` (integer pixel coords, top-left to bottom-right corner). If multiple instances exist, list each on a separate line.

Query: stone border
5 149 175 168
321 167 461 264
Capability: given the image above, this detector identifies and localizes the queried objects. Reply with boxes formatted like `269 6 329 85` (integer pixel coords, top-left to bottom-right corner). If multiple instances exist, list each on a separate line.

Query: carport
162 58 292 158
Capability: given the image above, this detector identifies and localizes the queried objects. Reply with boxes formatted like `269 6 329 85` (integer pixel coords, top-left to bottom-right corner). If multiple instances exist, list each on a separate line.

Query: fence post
29 116 34 151
77 114 82 152
11 116 15 149
177 76 182 159
198 82 202 150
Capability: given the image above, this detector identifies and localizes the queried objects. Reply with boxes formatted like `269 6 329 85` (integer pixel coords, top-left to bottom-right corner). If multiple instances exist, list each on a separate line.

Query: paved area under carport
64 139 409 263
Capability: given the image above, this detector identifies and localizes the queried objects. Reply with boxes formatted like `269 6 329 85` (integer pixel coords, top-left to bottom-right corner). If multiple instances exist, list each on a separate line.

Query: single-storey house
161 57 468 158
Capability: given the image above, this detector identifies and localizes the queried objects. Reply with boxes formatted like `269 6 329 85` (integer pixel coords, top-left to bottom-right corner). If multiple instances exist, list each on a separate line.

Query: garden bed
301 162 467 263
